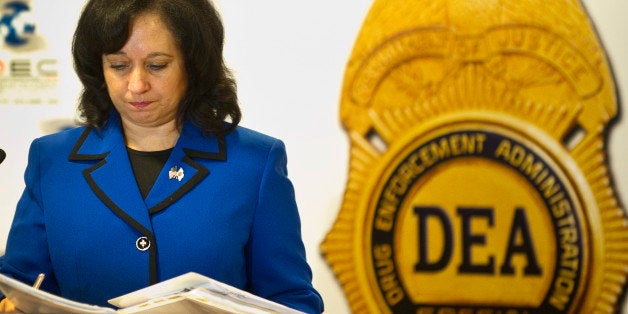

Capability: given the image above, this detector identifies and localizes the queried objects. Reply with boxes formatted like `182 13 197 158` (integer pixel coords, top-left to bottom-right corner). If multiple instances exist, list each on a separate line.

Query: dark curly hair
72 0 240 136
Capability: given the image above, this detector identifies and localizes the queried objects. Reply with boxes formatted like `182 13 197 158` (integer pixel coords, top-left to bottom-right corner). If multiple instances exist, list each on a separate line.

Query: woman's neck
123 121 180 152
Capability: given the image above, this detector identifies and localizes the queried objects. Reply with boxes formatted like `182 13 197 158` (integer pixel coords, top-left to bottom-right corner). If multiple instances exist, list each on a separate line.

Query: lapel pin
169 166 184 181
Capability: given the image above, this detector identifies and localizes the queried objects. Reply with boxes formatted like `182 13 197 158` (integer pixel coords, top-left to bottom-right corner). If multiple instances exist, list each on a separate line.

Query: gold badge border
322 108 628 313
323 1 628 312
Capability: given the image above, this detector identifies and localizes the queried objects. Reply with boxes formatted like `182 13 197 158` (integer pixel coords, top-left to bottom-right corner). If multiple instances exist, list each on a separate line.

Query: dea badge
321 0 628 313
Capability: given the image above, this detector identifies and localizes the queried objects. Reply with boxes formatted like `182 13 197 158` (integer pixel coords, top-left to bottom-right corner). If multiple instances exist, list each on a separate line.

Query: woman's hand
0 298 17 313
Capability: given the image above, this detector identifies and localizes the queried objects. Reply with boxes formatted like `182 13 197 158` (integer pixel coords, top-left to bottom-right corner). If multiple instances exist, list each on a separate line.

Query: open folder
0 272 304 313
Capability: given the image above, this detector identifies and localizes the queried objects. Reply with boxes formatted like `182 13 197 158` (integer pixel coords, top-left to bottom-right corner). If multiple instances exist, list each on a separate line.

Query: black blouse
127 147 173 199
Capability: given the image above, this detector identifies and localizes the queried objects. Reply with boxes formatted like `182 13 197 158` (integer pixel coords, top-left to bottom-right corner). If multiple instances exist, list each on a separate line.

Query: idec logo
0 58 57 78
0 1 35 46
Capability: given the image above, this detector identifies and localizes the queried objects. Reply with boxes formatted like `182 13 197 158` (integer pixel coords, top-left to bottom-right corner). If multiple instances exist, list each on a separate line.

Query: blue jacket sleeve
246 139 324 313
0 139 60 295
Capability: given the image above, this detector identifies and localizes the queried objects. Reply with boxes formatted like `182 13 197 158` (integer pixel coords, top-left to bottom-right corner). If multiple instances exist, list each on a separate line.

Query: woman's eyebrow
146 52 174 58
103 52 174 58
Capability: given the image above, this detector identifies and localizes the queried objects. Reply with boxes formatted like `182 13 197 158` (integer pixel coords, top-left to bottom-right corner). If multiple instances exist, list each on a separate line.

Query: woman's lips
130 101 152 109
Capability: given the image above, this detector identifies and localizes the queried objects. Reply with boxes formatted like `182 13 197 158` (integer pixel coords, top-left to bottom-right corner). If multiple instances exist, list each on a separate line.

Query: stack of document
0 272 303 313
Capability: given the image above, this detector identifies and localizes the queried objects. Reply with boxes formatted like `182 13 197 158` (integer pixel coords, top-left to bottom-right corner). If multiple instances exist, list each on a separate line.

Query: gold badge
321 0 628 313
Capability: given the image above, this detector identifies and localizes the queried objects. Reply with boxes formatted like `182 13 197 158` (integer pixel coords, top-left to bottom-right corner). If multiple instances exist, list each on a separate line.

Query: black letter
414 206 453 272
500 207 542 275
457 207 495 274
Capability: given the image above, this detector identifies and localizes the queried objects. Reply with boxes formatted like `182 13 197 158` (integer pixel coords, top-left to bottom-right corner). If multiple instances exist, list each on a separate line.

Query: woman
0 0 324 312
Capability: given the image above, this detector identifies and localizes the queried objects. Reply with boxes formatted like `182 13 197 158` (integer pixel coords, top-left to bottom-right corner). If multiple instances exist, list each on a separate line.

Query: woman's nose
128 68 150 94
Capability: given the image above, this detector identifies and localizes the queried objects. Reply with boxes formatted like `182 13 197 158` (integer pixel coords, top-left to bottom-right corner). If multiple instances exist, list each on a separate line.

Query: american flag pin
168 166 184 181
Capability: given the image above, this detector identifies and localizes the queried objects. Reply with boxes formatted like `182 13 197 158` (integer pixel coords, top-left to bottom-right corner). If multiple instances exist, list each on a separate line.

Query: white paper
0 272 304 314
0 273 117 314
109 272 304 314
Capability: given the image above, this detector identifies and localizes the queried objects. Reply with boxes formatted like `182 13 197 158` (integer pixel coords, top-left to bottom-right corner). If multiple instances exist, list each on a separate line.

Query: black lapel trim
69 127 109 161
182 136 227 161
83 160 159 285
146 135 225 214
148 155 209 215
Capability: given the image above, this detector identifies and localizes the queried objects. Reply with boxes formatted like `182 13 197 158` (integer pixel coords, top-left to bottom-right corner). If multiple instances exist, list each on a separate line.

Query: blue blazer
0 114 324 313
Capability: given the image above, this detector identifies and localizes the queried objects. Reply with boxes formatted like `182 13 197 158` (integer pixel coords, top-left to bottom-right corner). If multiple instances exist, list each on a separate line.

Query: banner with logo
0 0 81 252
0 0 626 313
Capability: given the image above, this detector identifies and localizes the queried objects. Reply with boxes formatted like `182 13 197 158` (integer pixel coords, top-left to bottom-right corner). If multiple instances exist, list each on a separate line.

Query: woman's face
102 12 187 129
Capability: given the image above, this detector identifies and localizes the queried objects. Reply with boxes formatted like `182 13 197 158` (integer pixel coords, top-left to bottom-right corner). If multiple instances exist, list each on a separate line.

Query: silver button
136 237 150 251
